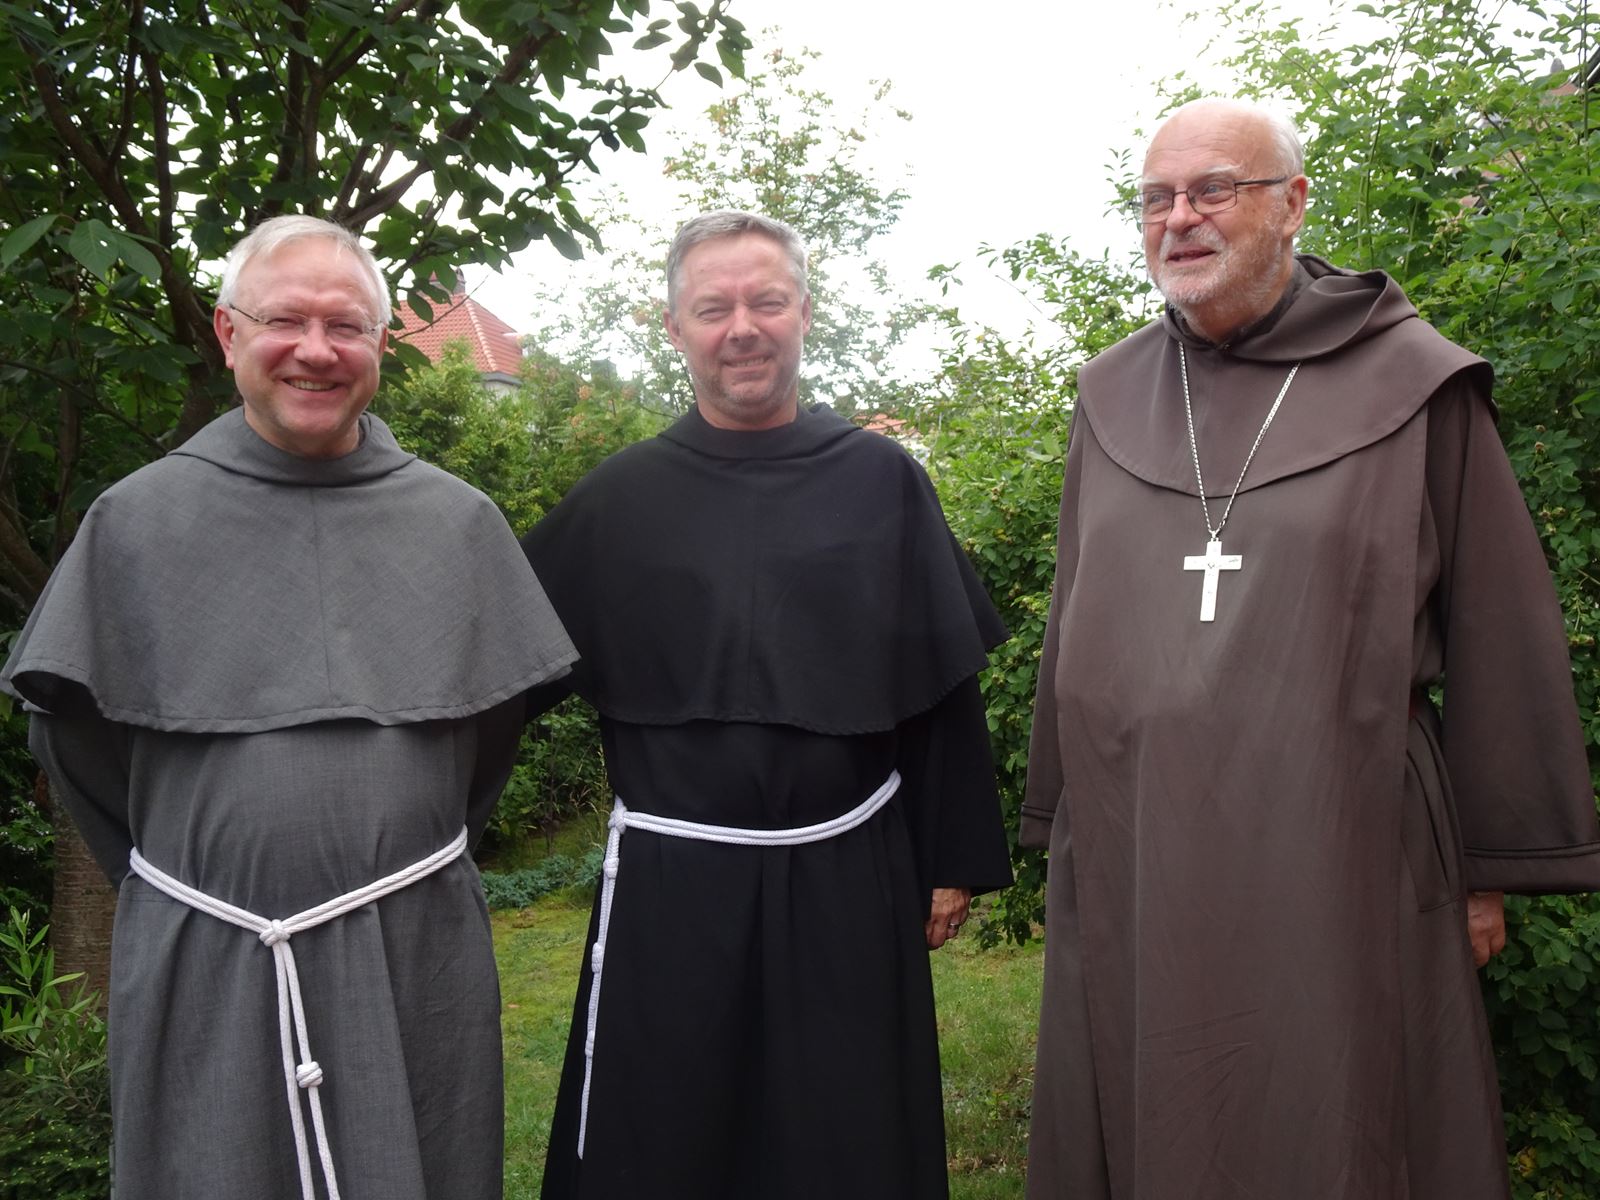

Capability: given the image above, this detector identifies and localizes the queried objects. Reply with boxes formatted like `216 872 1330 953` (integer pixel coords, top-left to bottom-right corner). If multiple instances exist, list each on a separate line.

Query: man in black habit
523 209 1013 1198
3 215 576 1199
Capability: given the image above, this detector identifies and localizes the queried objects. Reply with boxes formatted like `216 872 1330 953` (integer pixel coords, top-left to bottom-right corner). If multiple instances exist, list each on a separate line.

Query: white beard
1151 205 1289 335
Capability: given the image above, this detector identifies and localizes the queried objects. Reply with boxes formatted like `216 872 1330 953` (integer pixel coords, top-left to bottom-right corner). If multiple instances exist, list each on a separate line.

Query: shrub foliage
0 909 110 1200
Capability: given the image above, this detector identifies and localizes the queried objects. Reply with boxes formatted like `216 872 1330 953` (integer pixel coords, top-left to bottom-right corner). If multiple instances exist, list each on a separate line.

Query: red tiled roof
394 290 524 377
856 412 916 438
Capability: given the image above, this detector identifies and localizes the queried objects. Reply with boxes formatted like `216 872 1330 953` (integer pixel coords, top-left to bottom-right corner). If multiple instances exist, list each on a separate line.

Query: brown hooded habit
1022 256 1600 1199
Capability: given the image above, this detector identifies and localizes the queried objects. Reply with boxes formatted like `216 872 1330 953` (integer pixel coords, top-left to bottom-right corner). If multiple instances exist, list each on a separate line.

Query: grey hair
216 215 392 325
1259 106 1305 177
665 210 809 314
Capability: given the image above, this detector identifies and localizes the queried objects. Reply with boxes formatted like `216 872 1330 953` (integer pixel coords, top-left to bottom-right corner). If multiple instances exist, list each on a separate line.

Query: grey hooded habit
3 408 576 1200
1022 257 1600 1200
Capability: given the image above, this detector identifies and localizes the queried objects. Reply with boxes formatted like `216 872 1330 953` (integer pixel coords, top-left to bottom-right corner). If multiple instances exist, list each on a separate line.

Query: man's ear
214 306 238 368
1282 175 1309 240
663 305 685 352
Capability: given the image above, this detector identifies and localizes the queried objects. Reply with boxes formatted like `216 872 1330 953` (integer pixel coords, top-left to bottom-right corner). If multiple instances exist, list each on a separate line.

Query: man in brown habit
1022 98 1600 1199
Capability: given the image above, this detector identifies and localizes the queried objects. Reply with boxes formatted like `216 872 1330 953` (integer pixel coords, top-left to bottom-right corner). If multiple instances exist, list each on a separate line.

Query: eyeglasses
1126 177 1289 224
226 305 382 345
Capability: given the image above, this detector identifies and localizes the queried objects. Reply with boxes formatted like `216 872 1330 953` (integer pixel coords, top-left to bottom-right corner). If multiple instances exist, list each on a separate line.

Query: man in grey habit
1022 98 1600 1199
1 215 576 1200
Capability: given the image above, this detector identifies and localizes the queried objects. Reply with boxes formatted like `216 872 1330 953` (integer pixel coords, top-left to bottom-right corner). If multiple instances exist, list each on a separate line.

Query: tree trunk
45 777 116 1012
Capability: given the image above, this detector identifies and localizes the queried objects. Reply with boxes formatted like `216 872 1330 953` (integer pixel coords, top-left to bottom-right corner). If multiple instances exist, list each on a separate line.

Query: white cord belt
126 827 470 1200
577 770 901 1157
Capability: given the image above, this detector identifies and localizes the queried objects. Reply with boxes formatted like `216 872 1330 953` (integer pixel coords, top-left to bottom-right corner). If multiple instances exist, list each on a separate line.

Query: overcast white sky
472 0 1376 367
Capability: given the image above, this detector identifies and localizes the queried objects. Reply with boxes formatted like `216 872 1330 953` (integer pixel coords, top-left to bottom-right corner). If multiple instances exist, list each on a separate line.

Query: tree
528 44 931 415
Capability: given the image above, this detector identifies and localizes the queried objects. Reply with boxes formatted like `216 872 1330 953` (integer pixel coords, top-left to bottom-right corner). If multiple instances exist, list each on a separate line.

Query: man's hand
1467 890 1506 967
926 887 972 950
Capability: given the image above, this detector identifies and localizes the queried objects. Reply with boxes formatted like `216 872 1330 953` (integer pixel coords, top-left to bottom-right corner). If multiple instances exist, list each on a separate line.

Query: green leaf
1536 1006 1569 1030
66 219 119 278
1 214 57 267
545 225 583 261
492 80 542 118
110 230 163 281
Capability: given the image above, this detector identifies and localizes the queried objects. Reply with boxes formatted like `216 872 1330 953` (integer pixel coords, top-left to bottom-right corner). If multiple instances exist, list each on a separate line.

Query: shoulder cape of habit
521 403 1007 735
1078 254 1491 497
1 407 577 732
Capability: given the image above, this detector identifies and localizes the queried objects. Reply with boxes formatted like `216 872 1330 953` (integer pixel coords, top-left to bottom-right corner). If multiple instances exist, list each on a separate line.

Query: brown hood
1078 255 1489 498
1164 255 1426 363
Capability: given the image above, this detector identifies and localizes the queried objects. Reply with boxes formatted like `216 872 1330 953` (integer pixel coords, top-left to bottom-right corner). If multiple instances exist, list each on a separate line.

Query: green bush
485 700 611 859
480 848 604 911
1484 895 1600 1199
0 907 110 1200
0 704 51 924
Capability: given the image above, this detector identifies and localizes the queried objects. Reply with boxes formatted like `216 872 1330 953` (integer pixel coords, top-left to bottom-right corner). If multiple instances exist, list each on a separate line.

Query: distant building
393 289 525 395
855 411 927 461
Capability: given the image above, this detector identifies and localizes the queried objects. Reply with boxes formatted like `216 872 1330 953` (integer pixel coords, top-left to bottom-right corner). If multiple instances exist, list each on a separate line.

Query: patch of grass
933 932 1043 1199
497 898 590 1199
495 897 1041 1199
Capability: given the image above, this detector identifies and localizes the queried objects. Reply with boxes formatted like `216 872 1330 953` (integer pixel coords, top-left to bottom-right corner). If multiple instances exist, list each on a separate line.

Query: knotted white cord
576 770 901 1157
127 827 470 1200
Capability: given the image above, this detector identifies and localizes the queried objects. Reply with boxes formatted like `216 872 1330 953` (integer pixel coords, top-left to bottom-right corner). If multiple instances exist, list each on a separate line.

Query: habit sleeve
1427 376 1600 892
1020 411 1088 851
895 677 1013 898
29 711 134 887
464 698 530 849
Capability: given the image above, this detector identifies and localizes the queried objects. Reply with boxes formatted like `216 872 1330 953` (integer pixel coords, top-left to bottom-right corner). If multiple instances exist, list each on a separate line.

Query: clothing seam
310 489 337 704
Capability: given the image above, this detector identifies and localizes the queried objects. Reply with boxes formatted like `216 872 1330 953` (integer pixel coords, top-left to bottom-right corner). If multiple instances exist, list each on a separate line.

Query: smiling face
1141 104 1308 342
663 232 812 431
214 237 387 459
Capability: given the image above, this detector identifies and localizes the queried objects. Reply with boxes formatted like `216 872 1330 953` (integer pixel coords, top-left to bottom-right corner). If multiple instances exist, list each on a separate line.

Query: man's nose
294 320 340 362
1163 191 1206 234
727 304 759 338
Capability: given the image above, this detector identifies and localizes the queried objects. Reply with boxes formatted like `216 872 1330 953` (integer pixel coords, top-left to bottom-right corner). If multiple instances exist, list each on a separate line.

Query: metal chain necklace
1179 345 1301 622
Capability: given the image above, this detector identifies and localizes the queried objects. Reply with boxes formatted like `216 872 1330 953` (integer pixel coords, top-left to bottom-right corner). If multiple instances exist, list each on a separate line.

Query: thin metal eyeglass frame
1129 176 1290 224
225 304 382 343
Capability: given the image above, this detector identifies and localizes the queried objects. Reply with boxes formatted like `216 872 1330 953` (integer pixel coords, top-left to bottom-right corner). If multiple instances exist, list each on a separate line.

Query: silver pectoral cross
1182 538 1241 622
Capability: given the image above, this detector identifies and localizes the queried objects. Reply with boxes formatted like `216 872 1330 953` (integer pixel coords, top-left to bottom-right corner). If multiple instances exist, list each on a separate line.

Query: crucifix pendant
1182 538 1242 622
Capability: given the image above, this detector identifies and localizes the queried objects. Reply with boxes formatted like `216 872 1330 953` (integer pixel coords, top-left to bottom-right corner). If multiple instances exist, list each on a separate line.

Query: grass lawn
495 893 1042 1198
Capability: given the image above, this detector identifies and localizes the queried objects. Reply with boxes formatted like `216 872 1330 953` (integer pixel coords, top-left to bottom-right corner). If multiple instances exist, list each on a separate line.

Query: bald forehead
1142 104 1281 182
